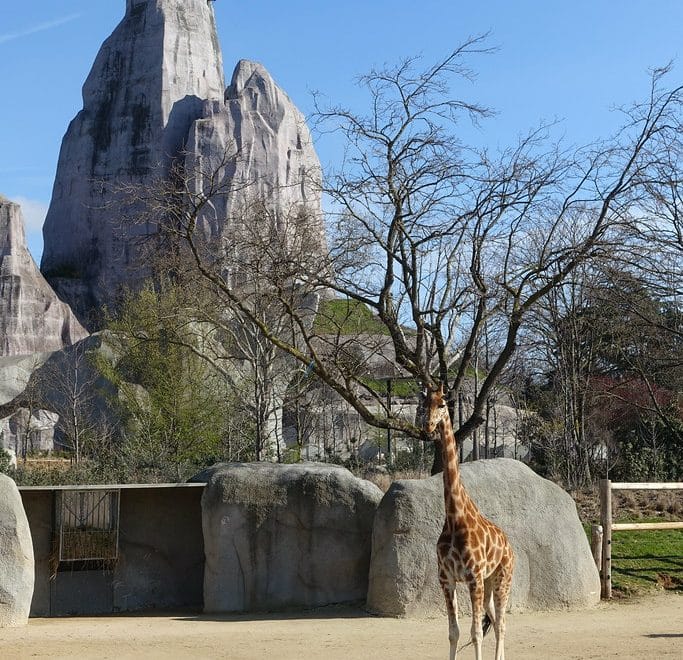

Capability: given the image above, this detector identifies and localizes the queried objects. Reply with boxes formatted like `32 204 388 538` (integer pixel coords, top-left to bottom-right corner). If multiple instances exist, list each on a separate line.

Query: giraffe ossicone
423 383 515 660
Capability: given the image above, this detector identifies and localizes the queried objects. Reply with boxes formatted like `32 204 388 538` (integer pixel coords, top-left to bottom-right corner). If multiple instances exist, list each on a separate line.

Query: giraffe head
422 383 450 435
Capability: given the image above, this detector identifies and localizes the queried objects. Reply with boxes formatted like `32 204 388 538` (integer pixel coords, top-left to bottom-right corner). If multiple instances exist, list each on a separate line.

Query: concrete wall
19 484 205 616
19 490 52 616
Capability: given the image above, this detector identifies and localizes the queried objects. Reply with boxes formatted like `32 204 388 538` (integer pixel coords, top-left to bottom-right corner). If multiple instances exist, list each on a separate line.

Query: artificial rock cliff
186 60 326 258
41 0 226 322
0 197 87 357
41 0 326 326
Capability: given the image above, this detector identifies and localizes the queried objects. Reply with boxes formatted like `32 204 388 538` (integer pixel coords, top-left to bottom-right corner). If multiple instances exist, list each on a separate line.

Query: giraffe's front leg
440 579 459 660
469 578 485 660
493 551 515 660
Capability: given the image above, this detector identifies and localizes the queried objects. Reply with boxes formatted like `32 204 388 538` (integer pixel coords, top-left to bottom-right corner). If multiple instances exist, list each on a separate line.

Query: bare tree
2 359 45 462
315 51 683 447
122 43 683 469
520 257 682 486
111 146 319 463
40 342 111 464
523 265 608 487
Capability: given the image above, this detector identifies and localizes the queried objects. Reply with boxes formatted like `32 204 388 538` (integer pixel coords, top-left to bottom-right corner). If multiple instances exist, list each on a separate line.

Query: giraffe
423 383 515 660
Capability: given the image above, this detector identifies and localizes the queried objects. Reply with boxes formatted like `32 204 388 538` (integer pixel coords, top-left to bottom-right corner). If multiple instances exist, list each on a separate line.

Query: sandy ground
1 592 681 659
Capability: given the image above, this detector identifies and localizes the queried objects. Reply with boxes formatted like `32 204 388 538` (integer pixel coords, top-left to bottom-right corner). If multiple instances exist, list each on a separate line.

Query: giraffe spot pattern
422 384 515 657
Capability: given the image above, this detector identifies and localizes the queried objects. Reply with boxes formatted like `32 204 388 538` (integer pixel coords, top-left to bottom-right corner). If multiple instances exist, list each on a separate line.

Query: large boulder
0 474 34 626
0 352 52 406
0 196 87 356
367 458 600 615
195 462 383 612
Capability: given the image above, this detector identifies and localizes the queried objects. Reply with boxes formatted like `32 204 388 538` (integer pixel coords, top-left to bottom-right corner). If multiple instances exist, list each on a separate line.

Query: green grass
314 298 391 335
610 523 683 596
361 377 420 397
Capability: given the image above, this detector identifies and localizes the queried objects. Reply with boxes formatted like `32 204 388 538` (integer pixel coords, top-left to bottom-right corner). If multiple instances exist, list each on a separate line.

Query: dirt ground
1 592 681 660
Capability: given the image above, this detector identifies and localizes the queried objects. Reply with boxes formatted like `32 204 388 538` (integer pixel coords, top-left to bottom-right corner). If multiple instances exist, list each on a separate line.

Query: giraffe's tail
482 613 493 637
457 616 493 654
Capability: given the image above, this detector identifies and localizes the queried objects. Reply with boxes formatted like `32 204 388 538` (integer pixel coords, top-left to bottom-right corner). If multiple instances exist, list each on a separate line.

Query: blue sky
1 1 682 261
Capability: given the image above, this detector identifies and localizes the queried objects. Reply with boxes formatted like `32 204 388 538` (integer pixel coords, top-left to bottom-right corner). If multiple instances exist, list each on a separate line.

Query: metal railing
56 489 121 562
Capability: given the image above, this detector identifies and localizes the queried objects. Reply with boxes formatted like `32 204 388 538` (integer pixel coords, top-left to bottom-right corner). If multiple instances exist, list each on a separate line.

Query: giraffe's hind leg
483 578 496 635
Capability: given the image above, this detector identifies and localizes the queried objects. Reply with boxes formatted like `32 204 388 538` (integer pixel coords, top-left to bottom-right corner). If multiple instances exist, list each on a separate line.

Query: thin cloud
12 196 49 233
0 13 81 45
10 196 47 261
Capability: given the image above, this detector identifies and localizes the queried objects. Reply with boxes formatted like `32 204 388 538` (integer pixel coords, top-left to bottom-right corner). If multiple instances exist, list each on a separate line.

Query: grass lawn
610 523 683 596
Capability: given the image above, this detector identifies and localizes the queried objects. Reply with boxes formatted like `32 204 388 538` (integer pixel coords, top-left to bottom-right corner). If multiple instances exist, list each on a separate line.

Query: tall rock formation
0 197 87 357
186 60 327 261
41 0 328 328
41 0 226 323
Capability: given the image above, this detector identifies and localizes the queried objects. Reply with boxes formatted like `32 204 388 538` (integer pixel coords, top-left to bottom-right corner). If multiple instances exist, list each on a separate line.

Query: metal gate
56 489 121 562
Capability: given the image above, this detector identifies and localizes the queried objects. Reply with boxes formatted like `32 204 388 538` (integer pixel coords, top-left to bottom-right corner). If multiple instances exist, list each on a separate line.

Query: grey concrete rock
0 197 87 356
0 409 59 454
0 474 34 626
22 333 120 437
185 59 327 265
196 462 383 612
41 0 226 322
367 458 600 615
0 353 52 406
0 332 122 456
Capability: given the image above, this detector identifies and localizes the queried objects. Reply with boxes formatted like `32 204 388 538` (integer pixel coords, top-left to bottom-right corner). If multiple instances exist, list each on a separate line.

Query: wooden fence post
596 480 683 599
599 479 612 599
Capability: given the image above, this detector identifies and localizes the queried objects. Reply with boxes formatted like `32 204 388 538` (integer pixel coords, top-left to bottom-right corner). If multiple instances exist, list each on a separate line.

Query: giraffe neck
438 416 467 524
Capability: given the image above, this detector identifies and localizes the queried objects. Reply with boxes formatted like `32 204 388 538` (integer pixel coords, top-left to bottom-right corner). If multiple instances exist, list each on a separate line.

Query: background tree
572 270 682 480
119 43 683 474
313 52 683 456
113 173 315 464
42 342 110 465
522 265 607 488
521 264 682 486
7 357 46 463
97 282 255 481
